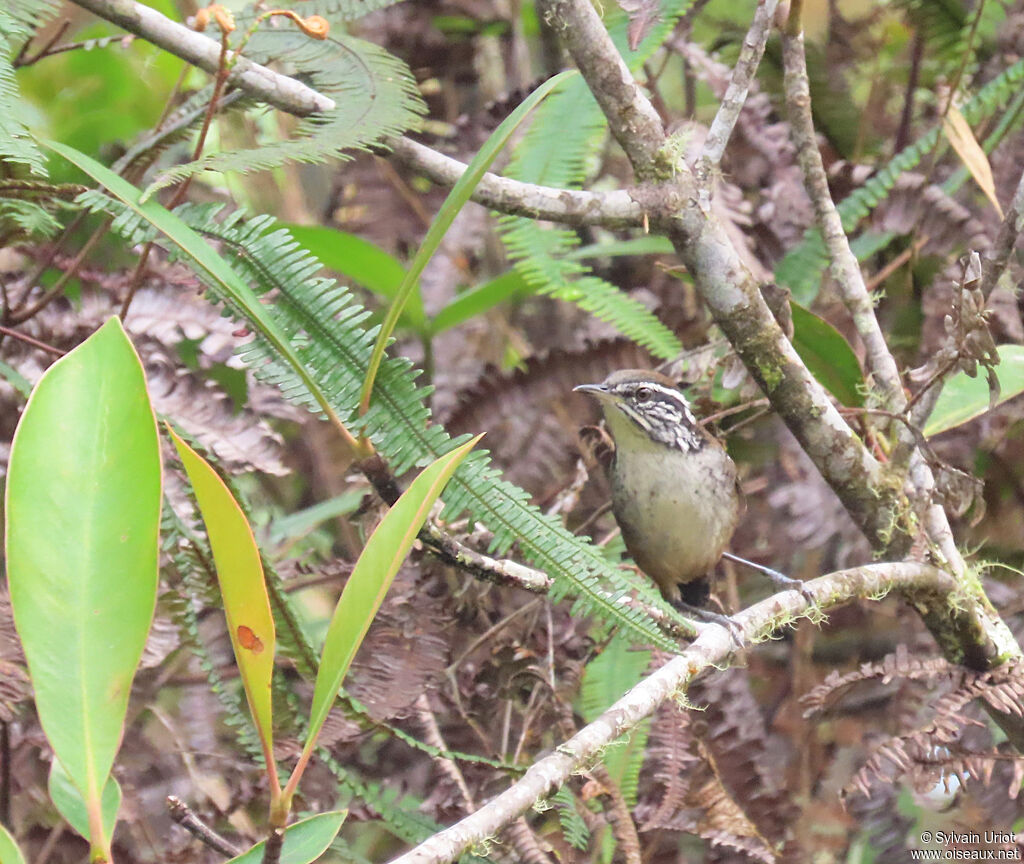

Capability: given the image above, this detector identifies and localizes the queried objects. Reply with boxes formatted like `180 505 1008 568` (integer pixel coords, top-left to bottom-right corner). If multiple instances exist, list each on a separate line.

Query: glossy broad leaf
925 346 1024 437
430 271 530 334
287 435 481 792
791 303 865 407
5 317 161 860
227 811 346 864
48 759 121 845
0 823 26 864
168 428 279 791
278 224 426 329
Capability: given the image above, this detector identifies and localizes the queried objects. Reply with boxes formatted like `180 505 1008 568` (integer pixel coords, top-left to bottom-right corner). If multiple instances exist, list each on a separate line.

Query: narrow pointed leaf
301 436 481 760
5 317 161 861
227 811 346 864
359 70 577 411
943 106 1004 218
168 427 278 788
48 760 121 844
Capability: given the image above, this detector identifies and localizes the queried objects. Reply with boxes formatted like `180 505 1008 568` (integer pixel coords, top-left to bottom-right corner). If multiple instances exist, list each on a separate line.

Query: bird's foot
671 601 745 650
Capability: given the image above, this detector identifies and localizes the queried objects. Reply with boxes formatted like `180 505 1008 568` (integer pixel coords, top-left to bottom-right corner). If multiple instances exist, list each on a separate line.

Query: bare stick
981 162 1024 297
387 137 646 228
167 795 242 858
65 0 642 229
700 0 780 166
779 11 906 418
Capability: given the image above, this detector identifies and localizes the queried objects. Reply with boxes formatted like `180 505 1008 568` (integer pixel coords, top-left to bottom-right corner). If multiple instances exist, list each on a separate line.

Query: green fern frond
143 22 423 198
580 634 652 807
0 199 62 238
775 55 1024 301
0 2 59 177
497 3 689 359
78 189 683 651
552 786 591 851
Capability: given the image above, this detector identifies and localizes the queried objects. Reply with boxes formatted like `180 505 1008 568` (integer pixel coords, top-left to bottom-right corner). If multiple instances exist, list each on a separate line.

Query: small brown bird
575 369 740 608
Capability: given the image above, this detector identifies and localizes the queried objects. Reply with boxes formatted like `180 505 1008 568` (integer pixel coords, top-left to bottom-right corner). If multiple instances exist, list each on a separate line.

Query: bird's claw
672 601 745 650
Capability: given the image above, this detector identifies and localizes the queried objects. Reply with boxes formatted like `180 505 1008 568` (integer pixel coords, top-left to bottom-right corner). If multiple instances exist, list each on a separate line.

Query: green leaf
0 822 26 864
0 358 31 397
42 139 360 451
278 224 425 329
169 427 279 791
791 303 865 407
430 271 530 334
925 345 1024 437
288 435 481 792
227 811 347 864
359 70 577 411
48 760 121 845
5 317 160 861
562 236 675 260
270 490 367 546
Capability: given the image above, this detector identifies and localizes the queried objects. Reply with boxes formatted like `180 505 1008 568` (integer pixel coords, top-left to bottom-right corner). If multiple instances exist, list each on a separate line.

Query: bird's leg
721 551 815 604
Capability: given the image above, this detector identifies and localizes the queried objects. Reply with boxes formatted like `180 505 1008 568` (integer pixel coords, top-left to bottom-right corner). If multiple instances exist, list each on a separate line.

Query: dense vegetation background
3 0 1024 861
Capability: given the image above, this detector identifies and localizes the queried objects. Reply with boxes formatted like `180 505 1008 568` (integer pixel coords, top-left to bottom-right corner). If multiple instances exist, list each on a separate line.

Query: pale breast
610 441 739 595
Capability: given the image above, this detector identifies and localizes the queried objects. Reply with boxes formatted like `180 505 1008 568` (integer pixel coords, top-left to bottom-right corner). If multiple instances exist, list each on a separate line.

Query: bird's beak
574 383 612 400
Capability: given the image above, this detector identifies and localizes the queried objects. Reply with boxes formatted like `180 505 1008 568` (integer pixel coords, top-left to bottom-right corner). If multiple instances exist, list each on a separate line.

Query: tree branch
535 0 667 177
67 0 645 229
779 21 906 418
536 0 1021 686
540 0 901 551
386 136 645 227
384 563 954 864
69 0 333 115
700 0 780 166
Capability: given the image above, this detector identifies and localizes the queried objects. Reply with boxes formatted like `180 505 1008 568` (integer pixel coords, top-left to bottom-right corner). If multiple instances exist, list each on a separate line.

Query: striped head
574 369 704 452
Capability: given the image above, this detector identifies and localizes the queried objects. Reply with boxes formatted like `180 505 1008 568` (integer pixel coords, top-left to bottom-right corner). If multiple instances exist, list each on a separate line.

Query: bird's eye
635 387 652 402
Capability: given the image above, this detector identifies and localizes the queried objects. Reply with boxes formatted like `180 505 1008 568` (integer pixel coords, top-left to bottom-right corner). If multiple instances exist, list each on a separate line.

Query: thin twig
166 795 242 858
700 397 770 428
700 0 780 166
415 694 477 811
981 161 1024 298
13 19 71 67
9 216 113 324
780 10 906 422
121 27 231 319
68 0 333 114
0 325 65 356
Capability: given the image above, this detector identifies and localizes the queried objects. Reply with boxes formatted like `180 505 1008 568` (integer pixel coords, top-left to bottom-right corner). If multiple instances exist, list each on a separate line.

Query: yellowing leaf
943 106 1004 218
168 428 279 794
